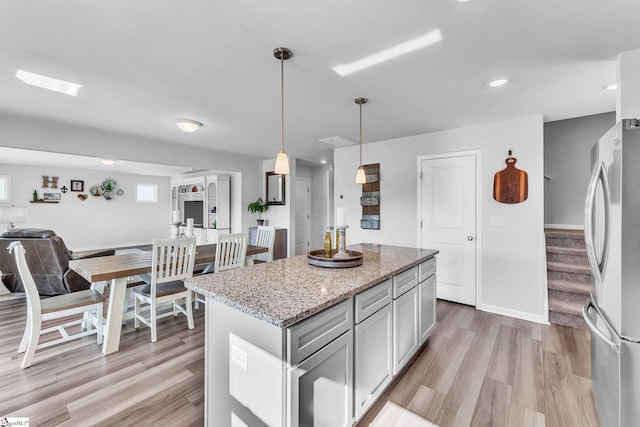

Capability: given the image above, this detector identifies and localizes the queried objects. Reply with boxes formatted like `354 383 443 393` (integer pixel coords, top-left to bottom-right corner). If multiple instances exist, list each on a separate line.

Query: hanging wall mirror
266 171 286 205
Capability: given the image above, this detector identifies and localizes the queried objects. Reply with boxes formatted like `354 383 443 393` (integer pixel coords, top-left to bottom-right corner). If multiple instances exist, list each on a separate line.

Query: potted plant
247 197 269 225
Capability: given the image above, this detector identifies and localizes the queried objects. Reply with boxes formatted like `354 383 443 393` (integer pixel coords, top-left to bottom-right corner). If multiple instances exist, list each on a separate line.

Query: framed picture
43 193 61 201
71 180 84 192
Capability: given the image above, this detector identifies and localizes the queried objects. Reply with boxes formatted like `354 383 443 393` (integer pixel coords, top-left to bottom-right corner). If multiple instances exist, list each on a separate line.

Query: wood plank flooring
358 301 600 427
0 297 599 426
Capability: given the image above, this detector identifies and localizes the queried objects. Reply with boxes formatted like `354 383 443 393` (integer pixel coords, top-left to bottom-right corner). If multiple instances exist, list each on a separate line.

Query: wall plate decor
71 180 84 192
90 179 122 200
360 163 380 229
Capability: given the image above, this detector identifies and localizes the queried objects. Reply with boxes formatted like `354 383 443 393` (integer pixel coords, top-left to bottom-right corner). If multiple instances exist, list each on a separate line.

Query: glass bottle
33 189 38 202
324 227 333 258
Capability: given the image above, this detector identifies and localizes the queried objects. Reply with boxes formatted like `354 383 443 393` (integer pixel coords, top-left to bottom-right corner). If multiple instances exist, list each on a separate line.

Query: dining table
69 243 269 355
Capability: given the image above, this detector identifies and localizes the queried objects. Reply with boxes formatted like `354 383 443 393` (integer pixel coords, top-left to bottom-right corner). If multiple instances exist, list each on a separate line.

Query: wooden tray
307 249 363 268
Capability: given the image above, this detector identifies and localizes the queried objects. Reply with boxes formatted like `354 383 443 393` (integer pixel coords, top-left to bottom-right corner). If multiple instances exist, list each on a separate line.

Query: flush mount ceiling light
100 159 116 166
602 82 618 91
355 97 368 184
273 47 292 175
174 119 203 133
16 69 82 96
332 29 443 77
487 77 509 88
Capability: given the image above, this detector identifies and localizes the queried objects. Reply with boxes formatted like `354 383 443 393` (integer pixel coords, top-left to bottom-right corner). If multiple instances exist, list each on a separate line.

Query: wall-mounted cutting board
493 157 528 204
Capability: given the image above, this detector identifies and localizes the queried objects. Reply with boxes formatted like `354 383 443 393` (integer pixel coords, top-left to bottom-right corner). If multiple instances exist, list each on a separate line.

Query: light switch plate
490 216 503 226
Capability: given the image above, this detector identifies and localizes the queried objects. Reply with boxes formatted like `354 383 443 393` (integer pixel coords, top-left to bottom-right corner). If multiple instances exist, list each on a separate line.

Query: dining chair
8 241 104 369
249 226 276 264
132 237 196 343
194 232 247 309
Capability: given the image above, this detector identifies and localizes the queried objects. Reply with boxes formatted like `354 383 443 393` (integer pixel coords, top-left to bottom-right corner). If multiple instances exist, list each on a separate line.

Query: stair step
545 229 586 250
546 250 589 266
546 246 587 256
549 311 587 329
548 270 591 284
547 261 591 274
548 279 590 295
549 291 589 316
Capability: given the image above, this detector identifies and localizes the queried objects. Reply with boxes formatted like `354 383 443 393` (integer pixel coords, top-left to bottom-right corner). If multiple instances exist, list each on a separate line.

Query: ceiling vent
318 136 357 147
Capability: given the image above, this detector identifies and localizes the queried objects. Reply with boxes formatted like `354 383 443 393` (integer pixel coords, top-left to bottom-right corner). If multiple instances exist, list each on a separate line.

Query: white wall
0 164 169 250
0 111 265 237
544 112 615 227
617 49 640 120
334 114 546 323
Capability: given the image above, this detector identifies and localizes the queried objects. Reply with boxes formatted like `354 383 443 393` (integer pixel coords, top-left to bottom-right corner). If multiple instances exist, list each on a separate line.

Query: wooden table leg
102 277 128 355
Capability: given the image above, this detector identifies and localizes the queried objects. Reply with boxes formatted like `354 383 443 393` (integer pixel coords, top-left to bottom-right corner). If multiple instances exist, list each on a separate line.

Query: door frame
295 177 311 256
416 149 482 307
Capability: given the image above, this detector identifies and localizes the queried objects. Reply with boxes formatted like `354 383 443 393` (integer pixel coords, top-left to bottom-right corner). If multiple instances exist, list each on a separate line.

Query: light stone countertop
184 243 438 328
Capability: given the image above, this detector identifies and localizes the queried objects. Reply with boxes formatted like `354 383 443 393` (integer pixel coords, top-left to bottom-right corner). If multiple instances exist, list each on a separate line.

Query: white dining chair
8 241 104 369
194 232 247 309
132 237 196 343
249 226 276 264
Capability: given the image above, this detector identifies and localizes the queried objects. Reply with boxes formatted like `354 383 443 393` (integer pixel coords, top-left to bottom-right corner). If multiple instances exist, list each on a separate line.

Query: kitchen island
185 243 438 427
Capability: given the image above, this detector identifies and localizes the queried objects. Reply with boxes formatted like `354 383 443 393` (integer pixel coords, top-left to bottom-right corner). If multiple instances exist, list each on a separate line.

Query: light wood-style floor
357 301 600 427
0 297 599 426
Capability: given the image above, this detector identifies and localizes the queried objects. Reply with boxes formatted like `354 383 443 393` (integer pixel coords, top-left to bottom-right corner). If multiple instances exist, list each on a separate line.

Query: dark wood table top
69 243 268 283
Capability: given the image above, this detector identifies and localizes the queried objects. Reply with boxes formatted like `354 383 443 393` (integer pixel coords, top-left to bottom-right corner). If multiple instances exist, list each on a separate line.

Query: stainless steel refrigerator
583 118 640 427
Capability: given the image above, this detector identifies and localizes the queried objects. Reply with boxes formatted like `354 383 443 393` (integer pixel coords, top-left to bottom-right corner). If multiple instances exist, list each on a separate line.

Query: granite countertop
184 243 438 328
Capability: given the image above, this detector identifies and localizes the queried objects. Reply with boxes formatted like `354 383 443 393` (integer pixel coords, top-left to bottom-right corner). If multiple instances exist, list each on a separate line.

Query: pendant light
274 47 292 175
355 97 368 184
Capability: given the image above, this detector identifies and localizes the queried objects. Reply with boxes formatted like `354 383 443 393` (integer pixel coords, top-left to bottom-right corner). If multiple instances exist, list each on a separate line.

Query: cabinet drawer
355 279 392 323
287 298 353 366
419 257 436 283
393 266 419 298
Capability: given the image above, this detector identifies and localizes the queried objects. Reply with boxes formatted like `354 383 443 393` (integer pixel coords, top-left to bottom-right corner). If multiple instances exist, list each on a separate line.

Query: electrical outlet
490 216 503 226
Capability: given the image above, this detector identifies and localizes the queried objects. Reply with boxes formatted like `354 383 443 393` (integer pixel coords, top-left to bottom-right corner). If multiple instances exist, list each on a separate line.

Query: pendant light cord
281 53 285 153
359 102 363 167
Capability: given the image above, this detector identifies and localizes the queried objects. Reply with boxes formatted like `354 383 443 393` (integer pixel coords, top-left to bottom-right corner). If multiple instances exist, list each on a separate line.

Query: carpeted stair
545 229 591 329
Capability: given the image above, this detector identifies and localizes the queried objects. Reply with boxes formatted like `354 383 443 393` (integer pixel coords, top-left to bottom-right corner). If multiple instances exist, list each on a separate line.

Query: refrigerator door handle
583 300 619 353
584 160 610 284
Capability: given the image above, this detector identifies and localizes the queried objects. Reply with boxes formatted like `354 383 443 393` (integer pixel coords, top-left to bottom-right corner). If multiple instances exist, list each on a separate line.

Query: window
0 175 10 202
136 183 158 203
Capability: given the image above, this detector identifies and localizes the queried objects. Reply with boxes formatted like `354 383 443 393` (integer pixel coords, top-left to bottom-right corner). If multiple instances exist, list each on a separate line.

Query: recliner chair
0 228 115 296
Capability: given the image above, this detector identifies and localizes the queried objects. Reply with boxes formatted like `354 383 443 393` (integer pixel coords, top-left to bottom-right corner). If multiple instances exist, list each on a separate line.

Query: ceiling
1 0 638 168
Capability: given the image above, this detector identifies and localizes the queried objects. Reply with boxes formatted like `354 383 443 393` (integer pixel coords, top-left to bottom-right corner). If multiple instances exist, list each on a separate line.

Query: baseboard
477 302 549 325
544 224 583 230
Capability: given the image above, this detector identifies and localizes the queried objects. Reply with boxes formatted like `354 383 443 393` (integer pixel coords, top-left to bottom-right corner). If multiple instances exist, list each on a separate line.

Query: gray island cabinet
185 244 438 427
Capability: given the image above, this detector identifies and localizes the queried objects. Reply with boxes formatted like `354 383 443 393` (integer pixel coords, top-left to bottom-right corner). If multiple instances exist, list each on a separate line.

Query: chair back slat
215 233 247 272
8 242 41 314
152 237 196 285
255 226 276 262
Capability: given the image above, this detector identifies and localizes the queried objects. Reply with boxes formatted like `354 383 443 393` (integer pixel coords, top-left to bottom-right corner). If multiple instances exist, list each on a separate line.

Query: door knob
467 236 474 241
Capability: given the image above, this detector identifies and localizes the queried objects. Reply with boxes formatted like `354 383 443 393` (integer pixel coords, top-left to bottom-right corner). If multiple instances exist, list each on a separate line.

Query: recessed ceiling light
602 82 618 91
320 160 328 164
15 69 82 96
457 0 472 2
174 119 203 133
100 159 116 166
332 29 443 77
488 77 509 88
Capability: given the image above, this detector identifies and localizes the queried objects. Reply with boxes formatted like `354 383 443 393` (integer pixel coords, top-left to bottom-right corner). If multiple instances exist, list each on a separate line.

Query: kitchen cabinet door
288 331 353 427
419 274 436 344
393 285 419 374
355 303 393 420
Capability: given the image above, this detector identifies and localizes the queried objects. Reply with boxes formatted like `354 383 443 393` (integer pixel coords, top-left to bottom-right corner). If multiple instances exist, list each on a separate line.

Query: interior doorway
295 178 311 255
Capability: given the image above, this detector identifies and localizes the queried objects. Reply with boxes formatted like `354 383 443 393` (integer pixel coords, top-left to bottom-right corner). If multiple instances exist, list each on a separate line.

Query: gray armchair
0 229 115 296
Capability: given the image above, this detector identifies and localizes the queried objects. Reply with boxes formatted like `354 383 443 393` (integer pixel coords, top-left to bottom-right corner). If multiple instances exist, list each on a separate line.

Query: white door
419 154 477 305
295 178 311 255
